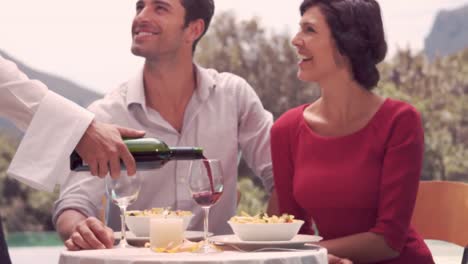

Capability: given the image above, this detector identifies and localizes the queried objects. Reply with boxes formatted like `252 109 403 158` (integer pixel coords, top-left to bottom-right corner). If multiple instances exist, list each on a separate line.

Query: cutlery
213 242 321 253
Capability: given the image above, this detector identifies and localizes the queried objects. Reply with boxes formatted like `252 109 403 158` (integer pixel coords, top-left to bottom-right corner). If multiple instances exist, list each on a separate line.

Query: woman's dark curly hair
300 0 387 90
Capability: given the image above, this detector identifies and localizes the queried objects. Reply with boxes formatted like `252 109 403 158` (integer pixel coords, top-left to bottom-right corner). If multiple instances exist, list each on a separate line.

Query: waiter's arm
0 55 144 191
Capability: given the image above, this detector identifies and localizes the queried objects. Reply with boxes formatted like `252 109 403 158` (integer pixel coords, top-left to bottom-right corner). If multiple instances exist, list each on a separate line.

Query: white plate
209 234 322 249
114 231 211 247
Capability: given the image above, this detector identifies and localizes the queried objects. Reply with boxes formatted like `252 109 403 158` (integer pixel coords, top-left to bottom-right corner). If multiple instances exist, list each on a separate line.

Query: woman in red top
270 0 434 263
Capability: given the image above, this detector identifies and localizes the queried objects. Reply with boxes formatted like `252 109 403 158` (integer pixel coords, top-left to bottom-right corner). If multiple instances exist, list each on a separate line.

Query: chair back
412 180 468 247
412 181 468 264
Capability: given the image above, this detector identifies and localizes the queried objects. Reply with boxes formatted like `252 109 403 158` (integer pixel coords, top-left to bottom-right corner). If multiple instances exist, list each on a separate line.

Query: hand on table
75 120 145 179
64 217 114 251
328 254 353 264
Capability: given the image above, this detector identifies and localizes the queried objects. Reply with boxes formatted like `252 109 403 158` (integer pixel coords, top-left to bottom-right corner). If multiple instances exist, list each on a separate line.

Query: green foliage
236 177 268 216
378 49 468 181
0 134 58 233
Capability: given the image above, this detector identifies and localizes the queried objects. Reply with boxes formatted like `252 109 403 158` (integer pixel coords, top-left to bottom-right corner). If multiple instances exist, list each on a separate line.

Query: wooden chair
411 181 468 264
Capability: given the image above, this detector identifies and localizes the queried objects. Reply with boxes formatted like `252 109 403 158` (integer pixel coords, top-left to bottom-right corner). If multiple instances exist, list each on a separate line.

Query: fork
215 243 320 253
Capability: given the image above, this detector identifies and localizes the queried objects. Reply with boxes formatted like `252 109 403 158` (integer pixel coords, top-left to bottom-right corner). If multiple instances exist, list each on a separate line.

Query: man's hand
64 217 114 251
75 120 145 178
328 254 353 264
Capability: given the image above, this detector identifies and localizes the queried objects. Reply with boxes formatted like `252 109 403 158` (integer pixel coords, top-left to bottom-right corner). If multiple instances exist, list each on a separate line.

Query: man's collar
126 67 146 110
125 64 216 109
193 64 216 102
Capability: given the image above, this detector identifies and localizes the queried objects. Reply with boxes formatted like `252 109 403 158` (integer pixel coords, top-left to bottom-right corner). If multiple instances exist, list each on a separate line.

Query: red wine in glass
192 191 223 206
195 157 221 206
188 159 223 253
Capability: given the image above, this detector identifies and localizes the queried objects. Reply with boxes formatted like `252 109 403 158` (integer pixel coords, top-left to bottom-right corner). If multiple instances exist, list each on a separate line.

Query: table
59 247 328 264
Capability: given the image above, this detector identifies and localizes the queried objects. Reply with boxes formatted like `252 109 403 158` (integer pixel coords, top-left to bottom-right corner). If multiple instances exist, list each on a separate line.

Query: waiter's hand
75 120 145 178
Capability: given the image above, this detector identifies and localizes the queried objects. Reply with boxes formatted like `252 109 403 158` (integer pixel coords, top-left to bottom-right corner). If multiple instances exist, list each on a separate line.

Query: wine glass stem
203 206 210 244
119 205 128 247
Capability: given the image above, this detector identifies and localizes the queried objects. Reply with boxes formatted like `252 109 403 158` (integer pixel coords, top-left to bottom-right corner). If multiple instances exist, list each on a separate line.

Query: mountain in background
0 50 102 135
425 4 468 60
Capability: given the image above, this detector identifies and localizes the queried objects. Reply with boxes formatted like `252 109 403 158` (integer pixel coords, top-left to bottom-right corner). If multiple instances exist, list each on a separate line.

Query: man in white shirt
53 0 275 251
0 57 146 263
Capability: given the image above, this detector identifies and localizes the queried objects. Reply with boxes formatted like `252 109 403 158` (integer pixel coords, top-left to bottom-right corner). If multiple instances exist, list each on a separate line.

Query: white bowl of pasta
125 208 193 237
228 213 304 241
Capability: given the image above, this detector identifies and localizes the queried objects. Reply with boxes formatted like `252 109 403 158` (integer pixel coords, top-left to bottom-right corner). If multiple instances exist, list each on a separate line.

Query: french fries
229 211 295 224
126 208 193 217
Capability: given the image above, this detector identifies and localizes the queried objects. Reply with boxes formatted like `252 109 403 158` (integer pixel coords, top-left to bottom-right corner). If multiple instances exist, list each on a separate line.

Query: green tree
236 178 268 216
378 49 468 181
0 134 58 233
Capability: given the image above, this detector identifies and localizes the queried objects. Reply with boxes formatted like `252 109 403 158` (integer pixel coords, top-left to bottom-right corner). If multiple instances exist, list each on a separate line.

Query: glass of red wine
188 159 224 253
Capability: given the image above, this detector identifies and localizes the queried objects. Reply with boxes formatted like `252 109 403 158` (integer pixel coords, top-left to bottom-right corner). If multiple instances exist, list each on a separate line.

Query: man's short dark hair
180 0 214 52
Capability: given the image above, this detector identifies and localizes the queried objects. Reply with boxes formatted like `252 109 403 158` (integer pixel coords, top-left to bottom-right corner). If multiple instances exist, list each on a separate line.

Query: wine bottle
70 138 204 171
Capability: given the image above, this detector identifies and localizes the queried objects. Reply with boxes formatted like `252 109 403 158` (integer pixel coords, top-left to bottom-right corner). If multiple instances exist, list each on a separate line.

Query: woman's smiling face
291 5 345 83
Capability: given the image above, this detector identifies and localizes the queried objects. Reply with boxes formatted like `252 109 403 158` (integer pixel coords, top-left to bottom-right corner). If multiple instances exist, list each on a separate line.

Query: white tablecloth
59 247 328 264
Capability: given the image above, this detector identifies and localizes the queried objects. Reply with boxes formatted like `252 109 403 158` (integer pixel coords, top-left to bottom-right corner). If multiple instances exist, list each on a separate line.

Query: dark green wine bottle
70 138 204 171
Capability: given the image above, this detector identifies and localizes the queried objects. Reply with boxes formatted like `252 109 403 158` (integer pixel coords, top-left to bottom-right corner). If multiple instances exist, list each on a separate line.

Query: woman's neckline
301 98 390 140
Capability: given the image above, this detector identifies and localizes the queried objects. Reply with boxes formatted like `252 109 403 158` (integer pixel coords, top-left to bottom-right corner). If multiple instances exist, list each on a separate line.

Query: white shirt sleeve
0 55 95 192
236 79 275 194
0 55 48 130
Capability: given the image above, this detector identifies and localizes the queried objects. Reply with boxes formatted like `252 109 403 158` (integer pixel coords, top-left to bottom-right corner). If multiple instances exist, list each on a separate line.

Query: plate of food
211 212 322 249
227 212 311 241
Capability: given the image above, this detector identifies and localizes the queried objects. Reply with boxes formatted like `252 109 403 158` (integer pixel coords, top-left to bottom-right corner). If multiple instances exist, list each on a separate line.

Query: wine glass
188 159 224 253
105 171 142 248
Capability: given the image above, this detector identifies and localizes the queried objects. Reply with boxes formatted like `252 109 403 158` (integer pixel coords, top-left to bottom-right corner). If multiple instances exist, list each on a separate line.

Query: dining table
58 245 328 264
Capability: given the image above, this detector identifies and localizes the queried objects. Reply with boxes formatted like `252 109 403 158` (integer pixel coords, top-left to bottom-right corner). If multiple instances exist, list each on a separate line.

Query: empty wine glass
105 171 142 248
188 159 224 253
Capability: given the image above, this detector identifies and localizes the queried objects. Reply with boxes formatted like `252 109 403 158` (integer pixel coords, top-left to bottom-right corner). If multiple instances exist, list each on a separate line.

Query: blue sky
1 0 466 93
